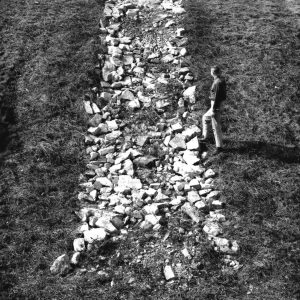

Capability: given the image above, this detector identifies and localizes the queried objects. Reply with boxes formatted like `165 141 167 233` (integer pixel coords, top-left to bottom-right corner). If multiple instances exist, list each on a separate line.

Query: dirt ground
0 0 299 299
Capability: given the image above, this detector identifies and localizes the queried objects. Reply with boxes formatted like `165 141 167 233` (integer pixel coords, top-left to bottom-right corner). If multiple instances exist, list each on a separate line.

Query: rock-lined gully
50 0 240 280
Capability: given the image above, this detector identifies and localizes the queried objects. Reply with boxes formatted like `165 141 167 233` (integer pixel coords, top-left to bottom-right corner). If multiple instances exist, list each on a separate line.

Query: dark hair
211 65 221 76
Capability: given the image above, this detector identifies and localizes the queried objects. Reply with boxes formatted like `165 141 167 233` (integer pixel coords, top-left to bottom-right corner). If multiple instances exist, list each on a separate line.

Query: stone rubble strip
50 0 240 277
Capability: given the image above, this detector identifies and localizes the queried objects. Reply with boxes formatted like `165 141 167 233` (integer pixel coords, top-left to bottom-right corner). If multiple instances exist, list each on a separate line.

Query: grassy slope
0 0 299 299
0 0 103 298
184 0 300 298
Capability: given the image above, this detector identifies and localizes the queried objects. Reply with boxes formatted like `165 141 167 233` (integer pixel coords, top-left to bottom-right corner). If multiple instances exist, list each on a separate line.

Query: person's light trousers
202 108 223 148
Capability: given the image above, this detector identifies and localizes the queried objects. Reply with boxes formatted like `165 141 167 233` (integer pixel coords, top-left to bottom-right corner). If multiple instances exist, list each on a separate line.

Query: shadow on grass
224 140 300 163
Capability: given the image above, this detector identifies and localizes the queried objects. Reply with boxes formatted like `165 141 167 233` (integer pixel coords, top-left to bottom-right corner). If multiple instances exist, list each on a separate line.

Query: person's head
211 65 221 78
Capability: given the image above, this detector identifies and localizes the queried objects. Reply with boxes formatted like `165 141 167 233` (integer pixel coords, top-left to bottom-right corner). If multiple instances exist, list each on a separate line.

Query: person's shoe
199 137 207 142
212 147 224 155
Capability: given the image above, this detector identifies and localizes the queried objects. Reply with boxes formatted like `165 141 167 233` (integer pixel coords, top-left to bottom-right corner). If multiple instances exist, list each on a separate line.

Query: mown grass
182 0 300 298
0 0 104 298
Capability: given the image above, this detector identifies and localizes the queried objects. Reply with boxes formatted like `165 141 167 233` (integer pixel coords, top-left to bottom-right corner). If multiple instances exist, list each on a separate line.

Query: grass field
0 0 299 299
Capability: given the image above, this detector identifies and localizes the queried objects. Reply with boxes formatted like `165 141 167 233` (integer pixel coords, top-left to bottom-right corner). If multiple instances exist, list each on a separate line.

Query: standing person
200 66 226 155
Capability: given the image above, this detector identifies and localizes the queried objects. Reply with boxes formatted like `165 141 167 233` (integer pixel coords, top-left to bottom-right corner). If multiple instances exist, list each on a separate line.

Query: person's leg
202 109 212 139
211 111 223 148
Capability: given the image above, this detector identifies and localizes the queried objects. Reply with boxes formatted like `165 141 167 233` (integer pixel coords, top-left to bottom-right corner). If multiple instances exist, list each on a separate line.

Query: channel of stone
50 0 240 279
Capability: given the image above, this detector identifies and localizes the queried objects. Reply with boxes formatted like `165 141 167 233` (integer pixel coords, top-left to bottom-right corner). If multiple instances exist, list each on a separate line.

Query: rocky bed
50 0 240 281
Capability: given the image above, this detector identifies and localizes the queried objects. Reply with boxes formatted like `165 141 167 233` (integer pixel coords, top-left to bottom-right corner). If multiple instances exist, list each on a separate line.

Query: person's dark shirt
210 76 226 111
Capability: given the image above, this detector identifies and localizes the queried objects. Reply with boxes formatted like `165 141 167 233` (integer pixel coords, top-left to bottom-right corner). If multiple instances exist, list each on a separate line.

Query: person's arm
211 81 221 112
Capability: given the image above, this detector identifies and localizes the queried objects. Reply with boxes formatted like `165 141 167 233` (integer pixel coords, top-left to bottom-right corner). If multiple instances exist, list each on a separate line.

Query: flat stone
164 265 175 281
165 20 175 27
169 134 186 150
211 200 225 209
94 217 118 233
133 156 156 167
145 214 161 225
143 204 159 215
189 178 201 189
102 60 115 82
206 190 221 200
106 120 118 131
123 55 134 65
172 6 186 14
114 205 126 214
183 150 200 165
194 200 207 210
50 254 71 275
136 135 149 147
88 114 102 127
128 98 140 109
199 189 212 196
98 146 115 156
115 175 142 193
108 46 123 58
84 228 107 243
95 177 113 187
120 89 135 101
173 161 205 177
84 101 94 114
186 136 199 150
187 191 201 204
105 130 122 142
182 126 201 141
179 67 190 74
171 123 183 133
182 202 201 223
88 123 108 136
119 36 132 44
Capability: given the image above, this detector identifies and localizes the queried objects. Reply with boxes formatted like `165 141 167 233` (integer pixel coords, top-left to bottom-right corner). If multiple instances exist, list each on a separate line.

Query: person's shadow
223 140 300 164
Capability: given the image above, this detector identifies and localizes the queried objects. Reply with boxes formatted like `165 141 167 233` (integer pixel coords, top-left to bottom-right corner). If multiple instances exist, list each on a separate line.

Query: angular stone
128 98 140 109
203 222 222 236
194 200 207 210
136 135 149 147
98 146 115 156
114 205 126 214
50 254 71 275
183 150 200 165
120 36 132 44
126 8 139 18
182 202 201 223
183 86 196 103
102 60 115 82
199 189 212 196
88 123 108 136
173 161 205 177
123 159 134 176
145 214 161 225
84 101 94 114
88 114 102 127
84 228 107 243
108 46 123 58
95 217 118 233
186 136 199 150
133 156 156 167
162 54 174 63
169 134 186 150
182 126 201 141
120 89 135 101
189 178 201 189
106 120 118 131
95 177 113 187
172 6 186 14
143 204 159 215
123 55 134 65
179 67 190 74
73 238 85 252
115 175 142 193
211 200 225 209
204 169 216 179
171 123 183 133
187 191 201 204
105 130 122 142
180 48 187 56
206 190 221 200
164 265 175 281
